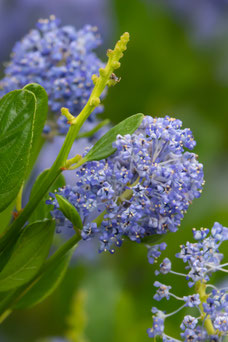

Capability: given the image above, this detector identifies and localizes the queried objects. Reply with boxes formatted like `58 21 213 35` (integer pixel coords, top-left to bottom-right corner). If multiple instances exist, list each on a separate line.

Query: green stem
0 309 12 324
195 281 215 335
15 184 24 212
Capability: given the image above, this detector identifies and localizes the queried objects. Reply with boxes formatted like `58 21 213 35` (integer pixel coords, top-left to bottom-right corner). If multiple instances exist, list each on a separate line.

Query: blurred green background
1 0 228 341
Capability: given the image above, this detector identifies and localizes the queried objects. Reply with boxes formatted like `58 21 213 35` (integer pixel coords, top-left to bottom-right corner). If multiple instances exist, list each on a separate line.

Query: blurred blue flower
0 0 112 63
0 16 105 134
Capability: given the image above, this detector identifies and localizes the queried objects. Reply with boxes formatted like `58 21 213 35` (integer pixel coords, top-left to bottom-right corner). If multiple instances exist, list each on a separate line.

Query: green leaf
0 201 15 235
14 251 72 309
29 170 65 223
0 240 16 273
0 220 55 291
56 194 83 229
0 90 36 212
83 113 144 162
23 83 48 175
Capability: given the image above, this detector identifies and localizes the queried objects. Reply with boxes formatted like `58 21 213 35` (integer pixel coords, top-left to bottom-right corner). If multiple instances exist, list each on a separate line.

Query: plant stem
195 281 215 335
15 184 24 212
0 309 12 324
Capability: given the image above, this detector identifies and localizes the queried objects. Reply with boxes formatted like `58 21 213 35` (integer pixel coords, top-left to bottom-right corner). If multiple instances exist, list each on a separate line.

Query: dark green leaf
29 170 65 223
0 201 15 235
56 194 83 229
83 113 144 162
0 90 36 212
0 289 16 317
14 251 72 309
0 220 55 291
23 83 48 175
0 240 16 273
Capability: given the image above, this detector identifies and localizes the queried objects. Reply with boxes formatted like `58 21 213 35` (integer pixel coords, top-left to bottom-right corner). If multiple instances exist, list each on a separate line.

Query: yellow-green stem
195 281 215 335
15 184 24 212
0 309 12 324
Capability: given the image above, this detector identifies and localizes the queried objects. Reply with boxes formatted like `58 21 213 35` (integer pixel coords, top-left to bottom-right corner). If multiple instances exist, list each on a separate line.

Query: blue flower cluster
49 115 204 253
147 222 228 341
0 15 104 134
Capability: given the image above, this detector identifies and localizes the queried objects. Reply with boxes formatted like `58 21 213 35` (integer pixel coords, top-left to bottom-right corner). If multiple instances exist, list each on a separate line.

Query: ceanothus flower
0 15 105 134
176 222 228 286
214 313 228 332
183 294 201 307
147 242 167 264
153 281 171 301
147 311 165 338
148 223 228 341
155 257 172 275
50 115 204 253
180 316 198 331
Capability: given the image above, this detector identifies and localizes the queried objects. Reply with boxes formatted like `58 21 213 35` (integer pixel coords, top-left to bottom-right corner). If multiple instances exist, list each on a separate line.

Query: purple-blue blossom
153 281 171 301
147 311 165 338
176 222 228 286
183 294 200 307
0 15 105 134
0 0 112 63
180 316 198 331
50 116 204 253
214 313 228 332
148 223 228 341
147 242 167 264
155 258 172 275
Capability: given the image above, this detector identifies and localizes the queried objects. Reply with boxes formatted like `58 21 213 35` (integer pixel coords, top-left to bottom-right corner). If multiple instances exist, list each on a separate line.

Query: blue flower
50 116 204 253
214 313 228 332
176 224 228 286
147 311 165 338
0 15 105 135
183 294 200 308
148 223 228 341
153 281 171 301
180 315 198 331
180 327 201 342
155 258 172 275
203 289 228 317
81 222 98 240
147 242 167 264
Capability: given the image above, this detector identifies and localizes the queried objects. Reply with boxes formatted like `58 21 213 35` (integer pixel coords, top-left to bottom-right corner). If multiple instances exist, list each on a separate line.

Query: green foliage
29 170 65 223
0 220 55 291
0 85 48 214
23 83 48 175
56 194 83 230
81 113 144 163
0 201 15 235
0 90 36 212
14 250 72 310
